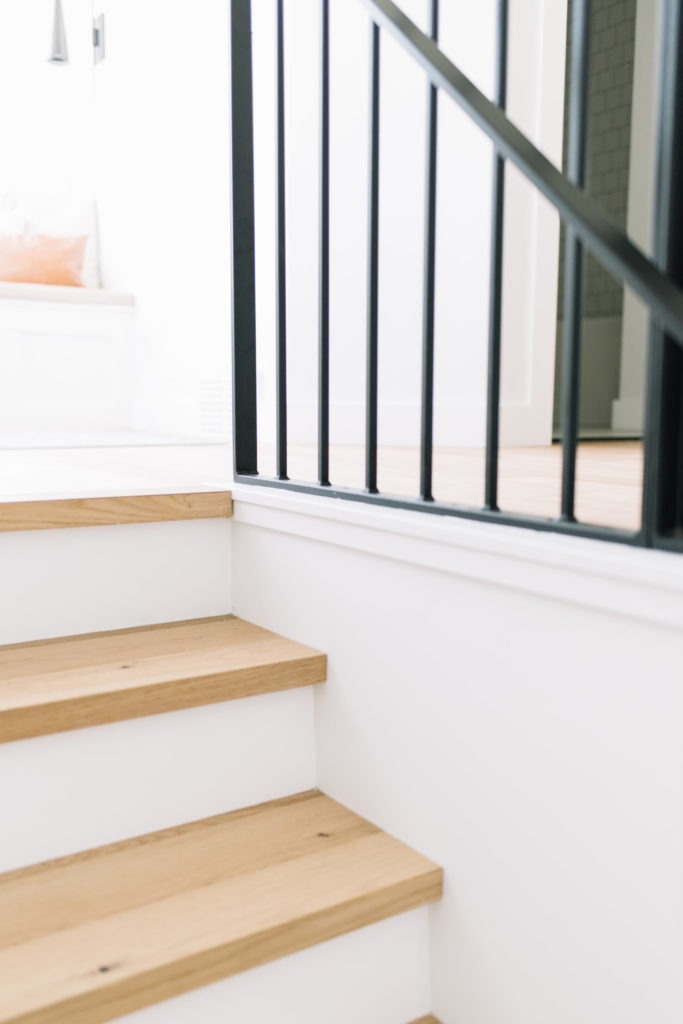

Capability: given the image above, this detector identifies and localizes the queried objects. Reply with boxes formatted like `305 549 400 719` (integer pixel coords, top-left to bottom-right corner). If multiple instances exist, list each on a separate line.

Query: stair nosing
0 491 232 533
0 616 326 742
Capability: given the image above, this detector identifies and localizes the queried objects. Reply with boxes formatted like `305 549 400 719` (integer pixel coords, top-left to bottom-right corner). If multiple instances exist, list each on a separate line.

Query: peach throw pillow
0 234 88 287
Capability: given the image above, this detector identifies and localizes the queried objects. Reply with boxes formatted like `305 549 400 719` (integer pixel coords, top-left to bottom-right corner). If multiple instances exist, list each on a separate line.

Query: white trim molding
232 484 683 630
0 283 135 307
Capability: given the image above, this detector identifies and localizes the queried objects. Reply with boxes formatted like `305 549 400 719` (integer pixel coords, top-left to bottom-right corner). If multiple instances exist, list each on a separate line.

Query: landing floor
0 441 642 533
260 441 644 533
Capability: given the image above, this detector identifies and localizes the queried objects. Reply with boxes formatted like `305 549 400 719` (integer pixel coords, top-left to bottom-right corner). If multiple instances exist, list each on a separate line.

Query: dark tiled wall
557 0 637 320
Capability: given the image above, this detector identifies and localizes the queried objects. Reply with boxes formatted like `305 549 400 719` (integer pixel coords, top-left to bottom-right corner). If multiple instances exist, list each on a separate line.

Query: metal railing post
484 0 509 512
230 0 258 476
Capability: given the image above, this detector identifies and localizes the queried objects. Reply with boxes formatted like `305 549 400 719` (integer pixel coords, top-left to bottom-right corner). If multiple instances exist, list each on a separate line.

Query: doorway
553 0 652 440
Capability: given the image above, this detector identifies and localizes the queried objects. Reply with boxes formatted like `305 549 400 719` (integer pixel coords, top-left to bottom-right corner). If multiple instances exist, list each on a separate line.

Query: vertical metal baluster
366 22 381 494
319 0 331 486
419 0 439 502
484 0 508 511
231 0 258 477
560 0 592 520
276 0 288 480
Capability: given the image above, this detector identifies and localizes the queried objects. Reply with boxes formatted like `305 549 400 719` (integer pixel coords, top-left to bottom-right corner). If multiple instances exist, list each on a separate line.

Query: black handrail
357 0 683 348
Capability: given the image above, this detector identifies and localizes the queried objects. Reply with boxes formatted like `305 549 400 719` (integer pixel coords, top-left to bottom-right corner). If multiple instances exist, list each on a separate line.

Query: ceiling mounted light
48 0 69 64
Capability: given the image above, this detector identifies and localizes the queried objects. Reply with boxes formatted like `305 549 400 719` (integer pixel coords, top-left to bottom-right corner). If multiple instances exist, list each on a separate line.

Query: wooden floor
0 440 642 532
260 441 644 532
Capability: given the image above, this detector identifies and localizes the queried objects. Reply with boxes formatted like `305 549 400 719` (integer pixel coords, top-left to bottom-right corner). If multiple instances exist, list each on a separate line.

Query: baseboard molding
232 483 683 629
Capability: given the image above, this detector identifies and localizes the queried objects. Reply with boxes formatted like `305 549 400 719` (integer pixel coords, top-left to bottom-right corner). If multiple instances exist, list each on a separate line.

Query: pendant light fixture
48 0 69 64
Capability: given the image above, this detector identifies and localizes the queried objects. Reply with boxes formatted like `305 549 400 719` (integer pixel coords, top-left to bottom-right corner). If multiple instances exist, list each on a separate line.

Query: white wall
0 0 95 214
231 488 683 1024
92 0 231 441
0 0 232 442
252 0 566 450
501 0 566 446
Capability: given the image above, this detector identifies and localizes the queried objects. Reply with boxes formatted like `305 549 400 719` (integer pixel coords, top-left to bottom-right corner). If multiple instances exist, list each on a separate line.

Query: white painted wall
253 0 567 450
0 0 232 443
0 0 95 212
231 488 683 1024
500 0 566 446
92 0 231 441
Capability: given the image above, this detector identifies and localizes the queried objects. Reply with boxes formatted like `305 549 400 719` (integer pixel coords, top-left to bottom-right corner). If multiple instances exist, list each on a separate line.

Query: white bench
0 283 136 434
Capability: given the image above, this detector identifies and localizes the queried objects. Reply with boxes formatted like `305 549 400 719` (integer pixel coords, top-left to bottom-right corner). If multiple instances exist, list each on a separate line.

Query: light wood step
0 790 442 1024
0 491 231 532
0 615 326 742
408 1017 442 1023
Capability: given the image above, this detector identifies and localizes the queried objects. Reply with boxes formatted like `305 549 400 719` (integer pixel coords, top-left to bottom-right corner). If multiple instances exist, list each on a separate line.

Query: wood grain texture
0 616 326 742
0 791 442 1024
0 492 232 532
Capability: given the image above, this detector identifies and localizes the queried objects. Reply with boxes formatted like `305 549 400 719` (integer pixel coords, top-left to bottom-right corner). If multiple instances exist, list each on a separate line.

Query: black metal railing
231 0 683 551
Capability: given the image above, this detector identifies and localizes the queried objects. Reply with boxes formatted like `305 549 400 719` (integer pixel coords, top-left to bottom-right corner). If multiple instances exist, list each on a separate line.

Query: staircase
0 493 443 1023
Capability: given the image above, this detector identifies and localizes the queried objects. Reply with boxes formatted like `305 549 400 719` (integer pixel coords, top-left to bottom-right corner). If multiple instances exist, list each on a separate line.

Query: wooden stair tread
408 1017 442 1023
0 791 442 1024
0 616 326 742
0 491 232 532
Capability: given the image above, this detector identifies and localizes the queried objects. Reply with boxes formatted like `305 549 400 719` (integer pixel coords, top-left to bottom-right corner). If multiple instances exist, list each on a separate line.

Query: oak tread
0 491 232 532
0 791 442 1024
0 615 326 742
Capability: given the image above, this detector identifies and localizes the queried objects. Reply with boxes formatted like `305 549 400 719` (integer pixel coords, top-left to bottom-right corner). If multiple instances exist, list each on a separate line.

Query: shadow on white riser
116 908 431 1024
0 519 231 644
0 687 315 871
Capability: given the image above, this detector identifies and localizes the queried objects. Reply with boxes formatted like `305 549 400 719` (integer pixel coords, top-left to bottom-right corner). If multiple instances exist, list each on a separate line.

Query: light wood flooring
0 441 643 532
259 441 644 532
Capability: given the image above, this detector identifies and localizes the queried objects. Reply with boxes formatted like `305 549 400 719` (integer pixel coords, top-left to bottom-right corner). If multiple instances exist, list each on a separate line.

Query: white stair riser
0 687 315 871
116 908 431 1024
0 518 231 645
